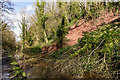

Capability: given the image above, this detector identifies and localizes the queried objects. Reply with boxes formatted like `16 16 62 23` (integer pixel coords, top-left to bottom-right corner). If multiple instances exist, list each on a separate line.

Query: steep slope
40 11 120 54
66 11 120 46
25 17 120 78
16 11 120 78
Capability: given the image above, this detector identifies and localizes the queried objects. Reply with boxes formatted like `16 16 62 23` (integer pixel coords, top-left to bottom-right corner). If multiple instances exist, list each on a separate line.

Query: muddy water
2 54 28 79
2 54 69 78
2 56 13 78
0 58 2 79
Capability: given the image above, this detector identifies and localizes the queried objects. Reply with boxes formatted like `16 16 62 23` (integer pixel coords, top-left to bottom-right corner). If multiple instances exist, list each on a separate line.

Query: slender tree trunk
65 15 69 25
43 30 48 43
22 19 25 54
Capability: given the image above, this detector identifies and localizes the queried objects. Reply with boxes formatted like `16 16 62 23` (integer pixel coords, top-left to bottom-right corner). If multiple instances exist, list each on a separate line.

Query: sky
5 0 55 42
7 0 56 42
5 0 118 42
6 1 36 42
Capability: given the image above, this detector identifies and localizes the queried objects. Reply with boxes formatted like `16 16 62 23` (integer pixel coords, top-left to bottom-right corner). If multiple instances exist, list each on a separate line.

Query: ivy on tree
56 15 68 49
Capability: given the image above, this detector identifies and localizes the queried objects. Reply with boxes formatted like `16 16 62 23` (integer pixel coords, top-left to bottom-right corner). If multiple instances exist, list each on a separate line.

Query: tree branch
85 39 105 69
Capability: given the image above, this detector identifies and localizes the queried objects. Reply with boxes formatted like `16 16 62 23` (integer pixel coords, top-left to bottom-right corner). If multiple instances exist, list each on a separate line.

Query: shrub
23 46 42 55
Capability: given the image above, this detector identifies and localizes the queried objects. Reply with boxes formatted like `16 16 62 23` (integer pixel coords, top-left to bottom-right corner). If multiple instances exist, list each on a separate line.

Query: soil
41 11 120 53
15 11 120 78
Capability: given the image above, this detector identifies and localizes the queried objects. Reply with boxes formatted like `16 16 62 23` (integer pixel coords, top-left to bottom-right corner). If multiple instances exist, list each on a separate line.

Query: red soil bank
42 11 120 53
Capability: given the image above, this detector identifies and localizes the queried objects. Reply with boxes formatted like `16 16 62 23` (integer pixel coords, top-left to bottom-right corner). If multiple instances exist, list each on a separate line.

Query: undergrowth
8 55 27 79
49 21 120 78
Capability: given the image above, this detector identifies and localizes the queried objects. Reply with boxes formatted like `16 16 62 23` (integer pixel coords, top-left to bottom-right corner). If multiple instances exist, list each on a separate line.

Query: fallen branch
94 57 104 65
104 53 109 70
85 39 105 69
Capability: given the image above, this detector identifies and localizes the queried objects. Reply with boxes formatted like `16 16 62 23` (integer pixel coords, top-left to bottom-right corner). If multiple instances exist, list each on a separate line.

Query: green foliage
35 0 49 43
30 46 42 55
50 46 71 59
19 16 28 53
9 55 27 78
28 1 120 50
69 23 120 76
23 46 42 55
56 15 68 49
73 24 120 57
3 1 119 78
67 18 78 28
25 28 35 47
79 3 87 19
75 20 80 26
2 21 16 52
11 65 26 78
49 21 119 78
10 61 18 65
68 2 81 19
108 2 120 14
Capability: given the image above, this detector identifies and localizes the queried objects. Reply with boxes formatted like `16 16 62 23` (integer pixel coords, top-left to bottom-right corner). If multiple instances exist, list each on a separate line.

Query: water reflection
2 56 12 79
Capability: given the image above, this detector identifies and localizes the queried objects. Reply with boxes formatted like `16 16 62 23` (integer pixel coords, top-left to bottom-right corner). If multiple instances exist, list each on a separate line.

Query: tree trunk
43 30 48 43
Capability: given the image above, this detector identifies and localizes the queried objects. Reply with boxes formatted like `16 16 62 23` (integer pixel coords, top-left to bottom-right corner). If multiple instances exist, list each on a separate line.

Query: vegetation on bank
1 0 120 78
49 21 120 78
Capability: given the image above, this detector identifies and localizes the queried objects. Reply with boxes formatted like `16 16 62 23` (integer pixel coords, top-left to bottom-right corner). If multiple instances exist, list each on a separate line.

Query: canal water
2 54 29 79
2 55 13 78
